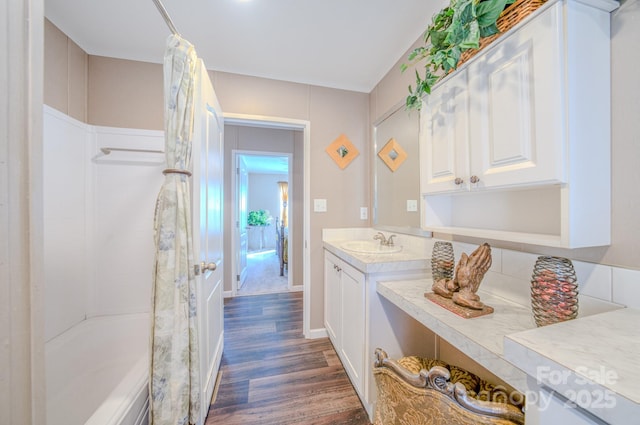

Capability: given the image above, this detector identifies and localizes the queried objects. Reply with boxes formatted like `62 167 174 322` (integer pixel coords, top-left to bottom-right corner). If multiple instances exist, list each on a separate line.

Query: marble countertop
505 308 640 424
323 240 430 274
377 278 637 424
376 278 535 392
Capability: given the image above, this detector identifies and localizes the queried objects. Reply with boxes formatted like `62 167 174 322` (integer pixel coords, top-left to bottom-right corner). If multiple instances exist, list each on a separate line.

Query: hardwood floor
206 292 371 425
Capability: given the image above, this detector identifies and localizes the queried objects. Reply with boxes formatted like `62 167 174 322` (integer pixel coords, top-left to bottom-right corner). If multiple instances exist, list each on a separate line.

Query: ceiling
44 0 441 93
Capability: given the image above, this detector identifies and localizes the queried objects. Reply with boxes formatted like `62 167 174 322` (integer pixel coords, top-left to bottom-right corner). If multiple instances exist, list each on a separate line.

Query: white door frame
224 112 312 338
231 149 294 292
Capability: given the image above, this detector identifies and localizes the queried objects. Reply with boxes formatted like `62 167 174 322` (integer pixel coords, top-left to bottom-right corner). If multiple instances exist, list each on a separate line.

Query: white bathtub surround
46 314 149 425
43 106 163 342
43 106 163 425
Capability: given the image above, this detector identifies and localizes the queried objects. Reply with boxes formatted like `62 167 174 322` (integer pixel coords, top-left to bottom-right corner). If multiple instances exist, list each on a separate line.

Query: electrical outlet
407 199 418 212
314 198 327 212
360 207 368 220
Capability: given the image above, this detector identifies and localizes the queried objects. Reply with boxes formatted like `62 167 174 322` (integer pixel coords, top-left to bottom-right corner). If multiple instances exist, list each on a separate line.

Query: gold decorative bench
373 349 525 425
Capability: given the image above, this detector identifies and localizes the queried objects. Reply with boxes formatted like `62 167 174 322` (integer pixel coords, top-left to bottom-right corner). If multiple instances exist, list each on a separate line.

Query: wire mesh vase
431 241 455 282
530 256 579 327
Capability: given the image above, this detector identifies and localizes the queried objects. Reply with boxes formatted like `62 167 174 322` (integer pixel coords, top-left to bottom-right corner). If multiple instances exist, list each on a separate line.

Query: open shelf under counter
376 278 536 393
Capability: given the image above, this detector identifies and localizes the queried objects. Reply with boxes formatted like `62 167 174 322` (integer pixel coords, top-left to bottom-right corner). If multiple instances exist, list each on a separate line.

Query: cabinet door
340 265 365 393
468 2 566 189
324 253 341 344
420 69 470 194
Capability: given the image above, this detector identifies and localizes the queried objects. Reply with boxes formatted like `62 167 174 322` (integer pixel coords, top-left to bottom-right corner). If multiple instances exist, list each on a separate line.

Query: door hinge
236 274 240 281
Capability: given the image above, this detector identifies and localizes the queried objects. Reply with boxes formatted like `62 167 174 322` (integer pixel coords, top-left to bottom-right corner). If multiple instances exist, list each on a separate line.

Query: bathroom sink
340 240 402 254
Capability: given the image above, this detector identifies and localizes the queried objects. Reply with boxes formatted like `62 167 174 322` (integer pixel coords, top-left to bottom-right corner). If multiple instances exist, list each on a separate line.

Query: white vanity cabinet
324 251 365 394
419 0 617 248
322 240 433 420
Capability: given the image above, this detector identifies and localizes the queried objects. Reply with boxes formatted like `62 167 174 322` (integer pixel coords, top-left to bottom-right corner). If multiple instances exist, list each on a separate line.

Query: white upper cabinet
467 4 565 189
420 69 470 194
419 0 618 248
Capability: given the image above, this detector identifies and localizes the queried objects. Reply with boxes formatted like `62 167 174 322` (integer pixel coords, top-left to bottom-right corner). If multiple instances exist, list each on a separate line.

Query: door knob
454 177 464 185
470 175 480 184
201 261 217 271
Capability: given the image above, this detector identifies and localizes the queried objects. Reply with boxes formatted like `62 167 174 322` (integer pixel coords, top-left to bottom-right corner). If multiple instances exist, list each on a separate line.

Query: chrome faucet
373 232 397 246
387 234 396 246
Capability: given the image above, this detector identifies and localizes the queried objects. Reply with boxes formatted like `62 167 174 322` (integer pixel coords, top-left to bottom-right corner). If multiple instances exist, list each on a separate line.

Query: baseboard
305 327 328 339
223 290 234 298
289 285 303 292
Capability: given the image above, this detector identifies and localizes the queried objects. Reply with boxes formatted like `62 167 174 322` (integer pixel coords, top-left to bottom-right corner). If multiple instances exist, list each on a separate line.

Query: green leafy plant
401 0 515 110
247 209 271 226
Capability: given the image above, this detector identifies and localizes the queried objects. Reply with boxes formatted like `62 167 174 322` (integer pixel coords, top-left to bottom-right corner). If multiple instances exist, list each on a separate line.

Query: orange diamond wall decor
325 133 359 169
378 137 407 172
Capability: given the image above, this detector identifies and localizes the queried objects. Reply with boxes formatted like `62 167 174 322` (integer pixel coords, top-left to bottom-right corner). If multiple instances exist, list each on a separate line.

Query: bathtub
45 313 150 425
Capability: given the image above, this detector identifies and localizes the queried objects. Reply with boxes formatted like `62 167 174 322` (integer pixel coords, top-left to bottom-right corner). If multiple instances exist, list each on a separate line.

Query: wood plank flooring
206 291 371 425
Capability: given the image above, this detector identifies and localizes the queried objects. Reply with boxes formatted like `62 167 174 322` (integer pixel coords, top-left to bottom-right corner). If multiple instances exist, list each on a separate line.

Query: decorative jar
530 256 578 327
431 241 454 282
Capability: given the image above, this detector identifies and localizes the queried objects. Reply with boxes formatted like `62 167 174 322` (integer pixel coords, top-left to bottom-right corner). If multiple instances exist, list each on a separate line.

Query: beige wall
88 55 164 129
216 76 369 329
369 1 640 271
45 20 164 130
44 24 370 330
44 19 88 122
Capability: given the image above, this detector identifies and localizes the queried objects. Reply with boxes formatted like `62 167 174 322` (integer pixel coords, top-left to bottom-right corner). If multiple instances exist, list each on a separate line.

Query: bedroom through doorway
234 152 292 295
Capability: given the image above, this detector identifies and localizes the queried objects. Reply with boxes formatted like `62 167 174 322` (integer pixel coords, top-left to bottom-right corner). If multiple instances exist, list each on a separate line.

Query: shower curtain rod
151 0 181 37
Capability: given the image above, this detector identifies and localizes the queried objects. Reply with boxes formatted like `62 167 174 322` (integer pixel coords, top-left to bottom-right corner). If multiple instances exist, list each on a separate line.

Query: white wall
247 172 287 251
43 106 163 341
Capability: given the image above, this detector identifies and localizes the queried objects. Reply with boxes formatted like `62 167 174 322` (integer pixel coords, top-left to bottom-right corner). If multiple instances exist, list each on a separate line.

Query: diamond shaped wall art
325 133 359 169
378 137 407 172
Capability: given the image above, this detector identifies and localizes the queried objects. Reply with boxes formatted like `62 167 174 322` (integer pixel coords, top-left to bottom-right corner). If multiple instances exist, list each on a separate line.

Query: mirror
373 101 430 237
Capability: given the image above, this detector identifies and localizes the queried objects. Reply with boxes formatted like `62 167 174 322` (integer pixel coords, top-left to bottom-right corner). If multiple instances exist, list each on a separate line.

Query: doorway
234 151 292 295
224 113 312 337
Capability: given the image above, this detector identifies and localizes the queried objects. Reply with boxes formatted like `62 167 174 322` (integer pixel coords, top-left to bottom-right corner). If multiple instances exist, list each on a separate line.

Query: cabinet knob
470 175 480 184
454 177 464 185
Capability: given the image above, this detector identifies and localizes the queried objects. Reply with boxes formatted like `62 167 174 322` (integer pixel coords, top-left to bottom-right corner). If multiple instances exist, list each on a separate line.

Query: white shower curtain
150 34 200 425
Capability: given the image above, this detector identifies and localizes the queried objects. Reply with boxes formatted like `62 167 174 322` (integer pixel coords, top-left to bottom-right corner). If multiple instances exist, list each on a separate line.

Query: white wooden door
468 3 566 189
236 155 248 288
192 60 224 424
420 69 470 194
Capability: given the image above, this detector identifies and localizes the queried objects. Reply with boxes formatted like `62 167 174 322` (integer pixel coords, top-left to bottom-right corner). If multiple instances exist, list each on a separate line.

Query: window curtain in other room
278 181 288 228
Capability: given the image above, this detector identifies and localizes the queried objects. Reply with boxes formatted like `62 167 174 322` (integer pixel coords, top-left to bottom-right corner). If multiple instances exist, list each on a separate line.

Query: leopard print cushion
396 355 522 407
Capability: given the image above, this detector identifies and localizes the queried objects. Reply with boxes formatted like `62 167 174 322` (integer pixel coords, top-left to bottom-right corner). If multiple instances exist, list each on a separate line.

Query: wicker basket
457 0 547 67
